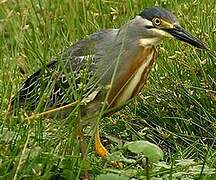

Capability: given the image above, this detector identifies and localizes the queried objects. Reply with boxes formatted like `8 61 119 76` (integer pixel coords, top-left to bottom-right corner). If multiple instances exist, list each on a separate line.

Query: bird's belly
115 48 155 107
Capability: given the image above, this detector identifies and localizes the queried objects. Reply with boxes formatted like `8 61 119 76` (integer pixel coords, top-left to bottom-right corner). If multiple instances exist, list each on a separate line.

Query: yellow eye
152 17 161 26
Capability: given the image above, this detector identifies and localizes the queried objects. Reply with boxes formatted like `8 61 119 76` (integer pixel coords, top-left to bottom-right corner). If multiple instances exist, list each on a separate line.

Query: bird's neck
116 17 162 47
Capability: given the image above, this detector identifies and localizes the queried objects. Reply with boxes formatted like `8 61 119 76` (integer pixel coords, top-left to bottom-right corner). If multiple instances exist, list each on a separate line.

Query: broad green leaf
103 168 137 177
108 151 136 163
96 173 129 180
126 140 163 162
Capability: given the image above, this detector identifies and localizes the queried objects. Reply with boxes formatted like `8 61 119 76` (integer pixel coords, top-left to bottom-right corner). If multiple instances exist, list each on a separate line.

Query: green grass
0 0 216 179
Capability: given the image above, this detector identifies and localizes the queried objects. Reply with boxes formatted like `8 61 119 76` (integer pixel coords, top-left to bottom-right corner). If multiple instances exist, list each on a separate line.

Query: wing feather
12 29 119 110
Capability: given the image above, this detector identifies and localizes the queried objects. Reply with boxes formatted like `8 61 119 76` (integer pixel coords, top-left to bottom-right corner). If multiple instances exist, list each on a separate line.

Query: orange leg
94 122 108 158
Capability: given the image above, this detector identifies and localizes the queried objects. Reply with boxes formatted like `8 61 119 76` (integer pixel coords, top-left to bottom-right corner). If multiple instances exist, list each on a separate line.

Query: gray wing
12 29 119 110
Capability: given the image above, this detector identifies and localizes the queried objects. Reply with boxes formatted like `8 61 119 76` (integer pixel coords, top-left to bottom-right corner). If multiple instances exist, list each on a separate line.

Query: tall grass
0 0 215 179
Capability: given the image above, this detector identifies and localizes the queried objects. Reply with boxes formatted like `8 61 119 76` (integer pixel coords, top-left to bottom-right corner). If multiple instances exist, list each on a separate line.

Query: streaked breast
109 46 156 108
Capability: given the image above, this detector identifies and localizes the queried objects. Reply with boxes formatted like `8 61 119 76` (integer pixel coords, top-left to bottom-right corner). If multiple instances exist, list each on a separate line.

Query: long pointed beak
165 26 208 50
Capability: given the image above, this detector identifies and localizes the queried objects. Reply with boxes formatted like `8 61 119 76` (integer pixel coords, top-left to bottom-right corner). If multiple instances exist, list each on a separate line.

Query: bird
11 6 207 158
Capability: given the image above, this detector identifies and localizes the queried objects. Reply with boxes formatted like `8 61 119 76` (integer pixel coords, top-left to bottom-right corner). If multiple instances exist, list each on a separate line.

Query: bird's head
134 6 207 49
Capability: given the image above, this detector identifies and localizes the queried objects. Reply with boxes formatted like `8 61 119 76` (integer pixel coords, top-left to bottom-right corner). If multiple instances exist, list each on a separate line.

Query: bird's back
11 29 119 111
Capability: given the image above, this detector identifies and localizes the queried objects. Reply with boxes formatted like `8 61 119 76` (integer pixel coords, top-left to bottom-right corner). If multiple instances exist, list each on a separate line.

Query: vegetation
0 0 215 179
